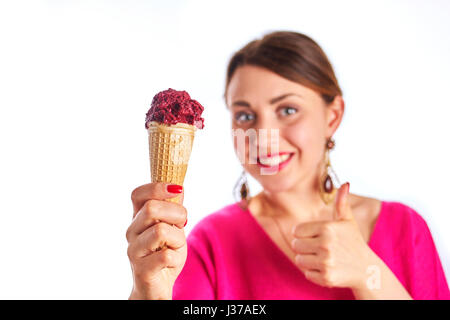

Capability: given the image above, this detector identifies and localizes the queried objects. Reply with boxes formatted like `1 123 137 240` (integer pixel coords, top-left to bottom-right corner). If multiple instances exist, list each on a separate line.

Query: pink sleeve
172 231 216 300
408 208 450 300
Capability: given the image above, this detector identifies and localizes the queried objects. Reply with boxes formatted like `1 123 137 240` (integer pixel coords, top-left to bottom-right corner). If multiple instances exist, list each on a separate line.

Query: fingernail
291 238 297 248
184 219 188 227
167 184 183 194
291 225 296 235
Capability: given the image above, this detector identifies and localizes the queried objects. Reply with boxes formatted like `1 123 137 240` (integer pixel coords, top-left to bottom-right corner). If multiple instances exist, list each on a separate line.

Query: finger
335 182 352 221
303 269 325 286
292 221 327 238
128 222 186 259
175 191 184 206
136 248 185 279
295 253 322 270
126 200 187 242
131 182 184 217
291 237 320 254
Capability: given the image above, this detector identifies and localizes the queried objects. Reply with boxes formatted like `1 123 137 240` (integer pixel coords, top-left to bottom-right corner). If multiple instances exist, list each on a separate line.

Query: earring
233 170 250 209
319 138 341 205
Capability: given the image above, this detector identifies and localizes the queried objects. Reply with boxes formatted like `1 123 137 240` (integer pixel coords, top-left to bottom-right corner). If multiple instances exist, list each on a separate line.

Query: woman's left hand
291 182 374 290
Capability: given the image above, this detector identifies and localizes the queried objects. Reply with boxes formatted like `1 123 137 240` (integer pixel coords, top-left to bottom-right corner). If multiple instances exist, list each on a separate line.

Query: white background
0 0 449 299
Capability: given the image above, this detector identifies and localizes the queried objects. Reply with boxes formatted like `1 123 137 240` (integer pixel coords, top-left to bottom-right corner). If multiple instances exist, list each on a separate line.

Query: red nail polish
184 219 188 227
167 184 183 194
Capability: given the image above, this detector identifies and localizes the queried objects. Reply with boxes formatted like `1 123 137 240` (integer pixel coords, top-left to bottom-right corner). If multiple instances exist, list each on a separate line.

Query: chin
261 178 297 194
247 167 298 194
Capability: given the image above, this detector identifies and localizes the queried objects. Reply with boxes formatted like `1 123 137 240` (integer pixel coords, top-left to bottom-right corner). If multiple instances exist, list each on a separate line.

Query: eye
234 111 255 124
278 106 298 117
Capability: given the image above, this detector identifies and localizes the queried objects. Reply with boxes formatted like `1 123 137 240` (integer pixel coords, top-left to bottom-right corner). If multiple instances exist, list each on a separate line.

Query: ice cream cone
147 121 196 204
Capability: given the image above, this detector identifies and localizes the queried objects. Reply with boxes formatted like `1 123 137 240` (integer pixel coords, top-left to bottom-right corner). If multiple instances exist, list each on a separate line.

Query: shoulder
349 194 382 220
381 200 425 226
191 202 243 230
350 194 425 226
348 194 383 237
369 198 430 243
349 194 429 241
186 202 244 243
381 200 432 242
184 202 249 264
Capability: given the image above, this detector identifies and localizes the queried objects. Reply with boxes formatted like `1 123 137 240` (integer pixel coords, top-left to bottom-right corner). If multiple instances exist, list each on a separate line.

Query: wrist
129 286 151 300
352 245 382 292
129 289 145 300
129 286 173 300
350 244 413 300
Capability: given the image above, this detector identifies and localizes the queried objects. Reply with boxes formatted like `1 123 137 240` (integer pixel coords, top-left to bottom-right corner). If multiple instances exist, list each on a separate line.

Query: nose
250 128 280 158
232 113 281 164
253 112 279 148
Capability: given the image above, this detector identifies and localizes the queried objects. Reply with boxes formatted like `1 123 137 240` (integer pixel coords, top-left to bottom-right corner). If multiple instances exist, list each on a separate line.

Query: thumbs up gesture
291 182 374 290
334 182 355 221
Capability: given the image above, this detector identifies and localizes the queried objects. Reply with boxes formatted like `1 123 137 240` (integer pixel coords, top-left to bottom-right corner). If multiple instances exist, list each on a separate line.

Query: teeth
259 154 290 166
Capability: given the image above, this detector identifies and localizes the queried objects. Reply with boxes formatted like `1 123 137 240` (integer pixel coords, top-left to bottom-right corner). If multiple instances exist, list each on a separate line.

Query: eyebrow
231 93 301 108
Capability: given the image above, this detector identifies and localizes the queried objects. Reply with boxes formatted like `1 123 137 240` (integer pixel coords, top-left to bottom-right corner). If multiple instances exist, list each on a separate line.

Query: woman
126 31 450 300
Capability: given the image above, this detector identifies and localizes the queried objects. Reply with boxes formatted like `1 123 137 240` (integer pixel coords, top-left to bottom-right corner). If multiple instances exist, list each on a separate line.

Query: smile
256 152 295 171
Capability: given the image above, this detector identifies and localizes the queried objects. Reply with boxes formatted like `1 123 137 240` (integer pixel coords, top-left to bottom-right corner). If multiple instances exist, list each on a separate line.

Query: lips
256 152 295 170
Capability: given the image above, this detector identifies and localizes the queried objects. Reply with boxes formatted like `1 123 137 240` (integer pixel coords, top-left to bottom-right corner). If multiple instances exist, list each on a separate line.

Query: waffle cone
147 121 196 204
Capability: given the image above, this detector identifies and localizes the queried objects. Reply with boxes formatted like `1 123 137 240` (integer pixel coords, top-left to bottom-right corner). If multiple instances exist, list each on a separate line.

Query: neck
254 162 335 223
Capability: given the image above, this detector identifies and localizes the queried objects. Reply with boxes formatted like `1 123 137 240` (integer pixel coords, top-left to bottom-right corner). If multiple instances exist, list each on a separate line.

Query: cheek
284 121 324 162
232 131 251 164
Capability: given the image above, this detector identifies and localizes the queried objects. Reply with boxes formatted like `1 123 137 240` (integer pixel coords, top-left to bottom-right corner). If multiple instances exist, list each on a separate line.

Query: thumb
334 182 353 221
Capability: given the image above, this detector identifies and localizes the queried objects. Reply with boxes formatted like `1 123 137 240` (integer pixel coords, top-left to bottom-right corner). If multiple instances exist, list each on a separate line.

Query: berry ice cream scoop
145 88 205 130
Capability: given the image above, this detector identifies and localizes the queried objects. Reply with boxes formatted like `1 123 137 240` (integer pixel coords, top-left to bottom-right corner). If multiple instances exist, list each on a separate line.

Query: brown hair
224 31 342 104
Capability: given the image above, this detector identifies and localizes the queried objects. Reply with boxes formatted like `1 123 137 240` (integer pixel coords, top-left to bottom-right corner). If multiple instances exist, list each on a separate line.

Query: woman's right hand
126 182 188 300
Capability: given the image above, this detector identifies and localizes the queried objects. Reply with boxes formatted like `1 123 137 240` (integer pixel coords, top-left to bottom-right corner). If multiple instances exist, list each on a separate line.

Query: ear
325 95 345 138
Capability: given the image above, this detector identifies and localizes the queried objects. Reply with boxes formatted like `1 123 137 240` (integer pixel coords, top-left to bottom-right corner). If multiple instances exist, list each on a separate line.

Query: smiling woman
129 30 450 300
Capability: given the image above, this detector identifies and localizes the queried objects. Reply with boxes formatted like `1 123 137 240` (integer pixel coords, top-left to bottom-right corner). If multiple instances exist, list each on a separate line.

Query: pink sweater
173 201 450 299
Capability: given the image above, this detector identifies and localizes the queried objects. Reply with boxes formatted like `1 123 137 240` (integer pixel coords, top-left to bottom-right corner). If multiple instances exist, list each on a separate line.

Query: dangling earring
233 170 250 210
319 138 341 205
